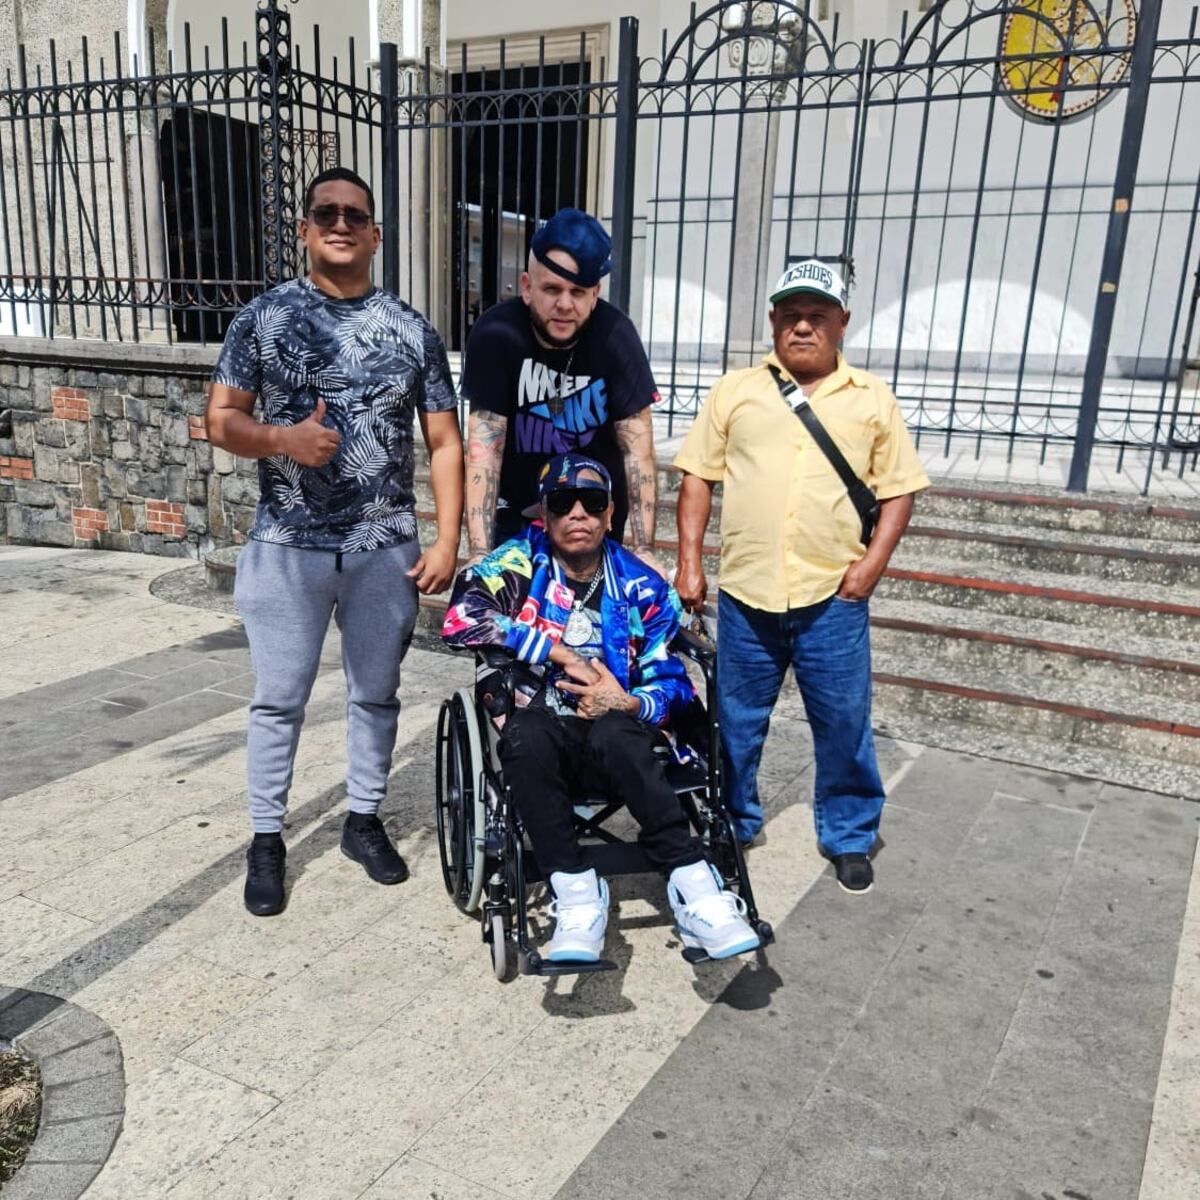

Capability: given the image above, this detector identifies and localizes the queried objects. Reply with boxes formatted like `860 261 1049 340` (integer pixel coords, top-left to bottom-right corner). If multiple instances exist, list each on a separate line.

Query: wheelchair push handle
671 610 717 666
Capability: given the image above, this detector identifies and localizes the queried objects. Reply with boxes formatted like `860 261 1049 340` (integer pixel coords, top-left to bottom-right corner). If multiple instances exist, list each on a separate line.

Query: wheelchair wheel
489 911 508 981
435 689 487 913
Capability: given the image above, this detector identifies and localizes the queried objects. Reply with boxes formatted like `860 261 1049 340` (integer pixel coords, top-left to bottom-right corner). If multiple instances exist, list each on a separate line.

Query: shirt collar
762 350 866 399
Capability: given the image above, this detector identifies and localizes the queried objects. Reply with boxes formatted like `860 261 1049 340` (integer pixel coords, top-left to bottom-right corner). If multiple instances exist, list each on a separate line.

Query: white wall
446 0 644 51
169 0 372 76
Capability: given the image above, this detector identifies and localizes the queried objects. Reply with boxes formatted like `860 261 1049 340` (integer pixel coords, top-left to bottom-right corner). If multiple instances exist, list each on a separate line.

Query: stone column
0 0 19 324
722 3 803 366
0 0 18 76
129 0 172 342
376 0 444 323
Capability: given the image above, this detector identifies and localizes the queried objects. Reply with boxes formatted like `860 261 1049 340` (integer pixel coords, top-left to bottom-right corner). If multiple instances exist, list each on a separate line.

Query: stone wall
0 340 259 557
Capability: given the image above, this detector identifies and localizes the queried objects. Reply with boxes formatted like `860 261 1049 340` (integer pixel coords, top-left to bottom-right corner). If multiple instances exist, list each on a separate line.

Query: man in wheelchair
442 453 760 963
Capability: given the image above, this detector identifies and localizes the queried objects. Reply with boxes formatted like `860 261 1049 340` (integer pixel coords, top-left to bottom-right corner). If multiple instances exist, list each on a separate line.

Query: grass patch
0 1047 41 1185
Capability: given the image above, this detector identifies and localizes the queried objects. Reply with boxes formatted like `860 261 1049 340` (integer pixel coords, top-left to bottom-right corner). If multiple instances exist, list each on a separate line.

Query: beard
527 305 588 350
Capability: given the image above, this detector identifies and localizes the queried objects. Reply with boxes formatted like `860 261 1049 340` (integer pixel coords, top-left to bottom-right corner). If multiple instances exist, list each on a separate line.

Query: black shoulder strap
767 363 879 535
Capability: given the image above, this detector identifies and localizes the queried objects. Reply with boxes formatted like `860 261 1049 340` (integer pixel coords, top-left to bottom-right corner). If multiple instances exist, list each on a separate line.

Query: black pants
499 706 704 876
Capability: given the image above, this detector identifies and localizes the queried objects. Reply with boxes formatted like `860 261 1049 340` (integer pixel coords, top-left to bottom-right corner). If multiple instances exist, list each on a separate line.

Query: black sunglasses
307 204 372 231
545 488 609 516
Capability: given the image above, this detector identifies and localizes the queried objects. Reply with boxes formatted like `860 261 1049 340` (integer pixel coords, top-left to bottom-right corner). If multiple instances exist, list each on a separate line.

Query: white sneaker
546 869 609 962
668 862 760 960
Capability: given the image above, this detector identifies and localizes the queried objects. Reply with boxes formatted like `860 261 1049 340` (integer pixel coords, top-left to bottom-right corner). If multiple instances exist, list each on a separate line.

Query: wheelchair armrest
474 647 544 717
477 646 517 671
671 618 716 666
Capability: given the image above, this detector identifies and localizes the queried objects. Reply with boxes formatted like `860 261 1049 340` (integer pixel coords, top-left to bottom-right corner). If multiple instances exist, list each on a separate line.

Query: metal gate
1 0 1199 491
618 0 1200 488
380 0 1200 488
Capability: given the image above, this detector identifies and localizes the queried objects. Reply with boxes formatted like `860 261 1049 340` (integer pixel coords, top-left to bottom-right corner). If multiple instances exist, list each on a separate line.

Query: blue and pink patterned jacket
441 525 695 727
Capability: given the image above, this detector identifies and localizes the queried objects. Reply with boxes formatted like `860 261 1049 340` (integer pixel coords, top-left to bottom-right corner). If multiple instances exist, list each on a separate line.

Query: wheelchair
434 619 774 981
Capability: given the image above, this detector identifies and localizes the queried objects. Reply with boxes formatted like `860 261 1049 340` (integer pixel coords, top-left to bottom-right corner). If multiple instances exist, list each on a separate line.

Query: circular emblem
1000 0 1138 123
562 607 595 647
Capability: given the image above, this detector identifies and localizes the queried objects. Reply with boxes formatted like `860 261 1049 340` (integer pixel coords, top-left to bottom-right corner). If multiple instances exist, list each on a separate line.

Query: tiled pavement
0 545 1197 1199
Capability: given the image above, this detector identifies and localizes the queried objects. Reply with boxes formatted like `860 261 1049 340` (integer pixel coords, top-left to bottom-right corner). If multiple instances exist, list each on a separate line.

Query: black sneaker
341 814 409 884
831 853 873 895
244 834 286 916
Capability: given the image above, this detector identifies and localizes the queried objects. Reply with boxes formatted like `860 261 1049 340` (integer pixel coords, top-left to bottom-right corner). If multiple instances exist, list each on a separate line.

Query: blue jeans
716 589 884 855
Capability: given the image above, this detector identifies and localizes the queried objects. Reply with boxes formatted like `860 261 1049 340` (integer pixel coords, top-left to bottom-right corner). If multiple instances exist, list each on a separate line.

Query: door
449 59 593 350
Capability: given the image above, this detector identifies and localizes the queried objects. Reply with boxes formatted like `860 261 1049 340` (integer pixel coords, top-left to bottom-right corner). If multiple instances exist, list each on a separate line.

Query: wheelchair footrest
521 953 617 977
681 937 764 966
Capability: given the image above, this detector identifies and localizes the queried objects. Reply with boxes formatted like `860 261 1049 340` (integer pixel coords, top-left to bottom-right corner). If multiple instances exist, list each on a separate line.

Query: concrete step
203 545 239 593
411 508 1200 641
871 707 1200 801
413 509 1200 640
412 467 706 541
917 482 1200 543
414 457 686 502
415 590 452 639
292 450 1200 796
413 485 704 546
870 649 1200 769
411 593 1200 799
877 555 1200 640
634 473 1200 555
869 595 1200 703
414 469 1200 560
203 533 1200 795
419 571 1200 678
413 559 1200 702
900 515 1200 588
412 510 724 577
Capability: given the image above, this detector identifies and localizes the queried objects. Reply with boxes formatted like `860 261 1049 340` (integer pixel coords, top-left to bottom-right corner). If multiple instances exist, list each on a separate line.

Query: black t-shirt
460 298 658 540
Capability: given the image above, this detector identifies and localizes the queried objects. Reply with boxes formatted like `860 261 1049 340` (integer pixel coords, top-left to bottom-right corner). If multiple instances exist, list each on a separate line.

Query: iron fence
0 13 384 346
0 0 1197 490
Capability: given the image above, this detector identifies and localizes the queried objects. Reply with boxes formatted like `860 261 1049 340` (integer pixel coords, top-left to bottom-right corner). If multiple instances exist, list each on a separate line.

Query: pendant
562 607 593 647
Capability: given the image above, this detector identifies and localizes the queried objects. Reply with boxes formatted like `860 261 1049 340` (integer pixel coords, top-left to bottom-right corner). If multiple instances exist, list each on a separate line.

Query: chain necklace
548 343 577 418
560 559 604 647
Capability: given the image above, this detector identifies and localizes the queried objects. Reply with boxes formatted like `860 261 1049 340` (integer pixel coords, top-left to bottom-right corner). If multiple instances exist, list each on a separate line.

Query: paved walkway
0 546 1197 1199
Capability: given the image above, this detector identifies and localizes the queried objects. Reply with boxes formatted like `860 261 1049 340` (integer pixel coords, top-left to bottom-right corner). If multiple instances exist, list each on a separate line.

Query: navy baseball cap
530 208 612 287
521 453 612 518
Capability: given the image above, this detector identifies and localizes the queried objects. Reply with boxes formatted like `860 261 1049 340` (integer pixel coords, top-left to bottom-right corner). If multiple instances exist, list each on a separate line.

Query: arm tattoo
615 408 657 550
466 410 508 556
590 687 635 717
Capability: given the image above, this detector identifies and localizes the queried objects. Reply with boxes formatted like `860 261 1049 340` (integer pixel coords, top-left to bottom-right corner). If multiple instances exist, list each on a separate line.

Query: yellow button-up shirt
672 352 929 612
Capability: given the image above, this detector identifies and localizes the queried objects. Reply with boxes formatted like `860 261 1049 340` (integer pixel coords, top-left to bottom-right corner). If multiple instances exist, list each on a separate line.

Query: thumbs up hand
282 396 341 467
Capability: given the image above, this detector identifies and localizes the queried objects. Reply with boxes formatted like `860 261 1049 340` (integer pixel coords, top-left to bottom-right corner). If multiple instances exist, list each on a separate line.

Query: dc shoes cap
769 258 848 308
530 209 613 287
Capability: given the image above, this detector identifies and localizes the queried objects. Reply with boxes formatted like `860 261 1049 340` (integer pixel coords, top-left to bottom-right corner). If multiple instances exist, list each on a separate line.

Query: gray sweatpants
234 539 420 834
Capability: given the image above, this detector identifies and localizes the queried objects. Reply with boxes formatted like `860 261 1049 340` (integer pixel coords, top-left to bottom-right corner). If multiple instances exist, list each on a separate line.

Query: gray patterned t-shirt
212 277 457 552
